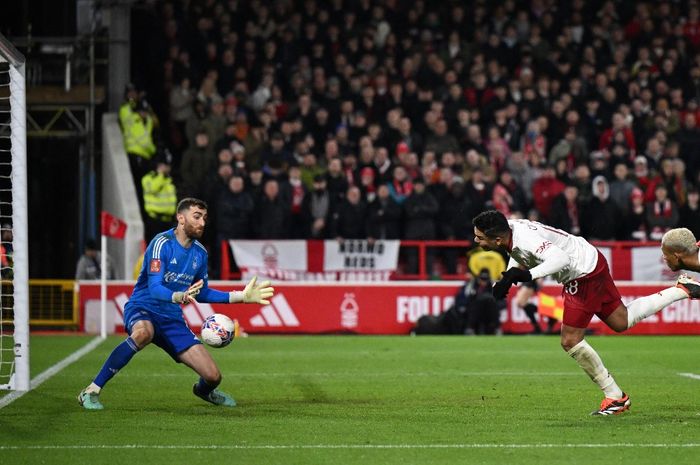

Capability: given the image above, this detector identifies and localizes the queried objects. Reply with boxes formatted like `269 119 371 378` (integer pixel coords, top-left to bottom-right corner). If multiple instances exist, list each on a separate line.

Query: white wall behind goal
101 113 143 279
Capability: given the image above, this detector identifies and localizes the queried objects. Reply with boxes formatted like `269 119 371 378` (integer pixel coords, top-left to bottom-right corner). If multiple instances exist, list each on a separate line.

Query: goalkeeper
78 197 274 410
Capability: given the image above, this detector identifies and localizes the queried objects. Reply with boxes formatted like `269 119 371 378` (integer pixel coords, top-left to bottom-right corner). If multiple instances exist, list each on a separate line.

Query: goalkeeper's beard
183 221 204 240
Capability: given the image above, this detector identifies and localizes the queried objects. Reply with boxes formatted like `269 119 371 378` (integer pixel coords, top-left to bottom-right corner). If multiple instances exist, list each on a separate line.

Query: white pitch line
0 336 104 409
1 443 700 451
678 372 700 380
114 371 584 378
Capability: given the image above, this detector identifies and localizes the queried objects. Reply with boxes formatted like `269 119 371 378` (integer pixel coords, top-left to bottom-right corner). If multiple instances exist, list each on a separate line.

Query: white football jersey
507 219 599 284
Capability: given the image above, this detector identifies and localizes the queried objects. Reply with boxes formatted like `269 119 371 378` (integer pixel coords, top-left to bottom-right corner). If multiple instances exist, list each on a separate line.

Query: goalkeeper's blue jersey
125 228 211 319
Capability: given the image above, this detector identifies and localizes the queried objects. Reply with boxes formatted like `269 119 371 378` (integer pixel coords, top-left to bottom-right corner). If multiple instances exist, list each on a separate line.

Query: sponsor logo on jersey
536 241 552 255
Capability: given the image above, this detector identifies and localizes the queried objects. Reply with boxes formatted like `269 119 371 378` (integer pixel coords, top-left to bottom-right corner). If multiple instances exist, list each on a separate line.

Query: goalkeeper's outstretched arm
196 276 275 305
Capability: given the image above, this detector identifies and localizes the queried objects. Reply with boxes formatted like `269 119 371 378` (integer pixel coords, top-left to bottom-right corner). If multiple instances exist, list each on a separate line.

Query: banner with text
230 240 400 281
79 282 700 335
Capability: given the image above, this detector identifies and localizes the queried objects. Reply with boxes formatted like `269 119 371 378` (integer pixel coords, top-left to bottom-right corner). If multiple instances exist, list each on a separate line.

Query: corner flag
101 211 127 239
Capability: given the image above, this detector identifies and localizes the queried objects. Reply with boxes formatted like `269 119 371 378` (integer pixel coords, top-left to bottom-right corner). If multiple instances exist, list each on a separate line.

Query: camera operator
455 268 501 335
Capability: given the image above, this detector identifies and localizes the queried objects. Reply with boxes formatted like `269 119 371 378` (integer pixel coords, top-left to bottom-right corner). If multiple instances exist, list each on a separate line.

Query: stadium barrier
1 279 77 326
220 239 671 281
219 240 473 281
77 281 700 335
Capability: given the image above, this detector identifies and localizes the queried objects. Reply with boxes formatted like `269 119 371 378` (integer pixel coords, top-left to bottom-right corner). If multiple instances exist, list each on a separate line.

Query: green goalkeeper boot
78 389 104 410
192 384 236 407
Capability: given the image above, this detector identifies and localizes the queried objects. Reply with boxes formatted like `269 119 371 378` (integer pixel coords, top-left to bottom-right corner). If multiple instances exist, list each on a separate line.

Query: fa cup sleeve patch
149 259 161 273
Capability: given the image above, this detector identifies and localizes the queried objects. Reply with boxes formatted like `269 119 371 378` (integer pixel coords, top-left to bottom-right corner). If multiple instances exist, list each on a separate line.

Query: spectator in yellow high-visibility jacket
121 89 157 207
142 151 177 242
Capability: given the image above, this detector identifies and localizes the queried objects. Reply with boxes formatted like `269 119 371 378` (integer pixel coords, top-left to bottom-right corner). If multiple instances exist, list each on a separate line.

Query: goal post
0 33 29 392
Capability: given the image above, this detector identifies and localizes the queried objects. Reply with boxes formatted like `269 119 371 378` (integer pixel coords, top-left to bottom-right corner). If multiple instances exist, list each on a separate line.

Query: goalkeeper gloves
172 279 203 304
229 276 274 305
491 268 533 300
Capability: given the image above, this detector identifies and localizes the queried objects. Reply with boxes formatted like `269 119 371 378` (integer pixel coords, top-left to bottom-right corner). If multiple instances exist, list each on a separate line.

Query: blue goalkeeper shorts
123 306 201 362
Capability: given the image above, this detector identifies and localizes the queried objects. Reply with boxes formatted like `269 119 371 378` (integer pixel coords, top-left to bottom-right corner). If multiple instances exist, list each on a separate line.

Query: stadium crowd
122 0 700 269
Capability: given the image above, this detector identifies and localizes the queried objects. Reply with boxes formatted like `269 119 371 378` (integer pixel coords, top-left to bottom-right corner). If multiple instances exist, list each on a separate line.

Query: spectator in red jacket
531 164 565 222
599 113 637 156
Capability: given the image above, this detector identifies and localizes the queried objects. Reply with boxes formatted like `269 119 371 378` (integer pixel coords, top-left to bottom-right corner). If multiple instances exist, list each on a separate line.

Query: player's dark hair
177 197 208 213
473 210 510 238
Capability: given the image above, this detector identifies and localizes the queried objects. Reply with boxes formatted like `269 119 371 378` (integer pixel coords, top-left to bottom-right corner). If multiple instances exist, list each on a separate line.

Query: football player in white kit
472 210 700 416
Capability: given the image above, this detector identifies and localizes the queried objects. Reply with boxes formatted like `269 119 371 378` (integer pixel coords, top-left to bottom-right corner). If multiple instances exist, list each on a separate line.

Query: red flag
101 211 127 239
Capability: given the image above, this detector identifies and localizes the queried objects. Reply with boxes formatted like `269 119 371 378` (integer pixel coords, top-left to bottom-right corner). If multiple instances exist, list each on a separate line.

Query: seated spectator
549 183 582 235
307 175 332 239
216 174 254 241
496 170 528 216
609 162 637 216
299 152 324 191
599 112 637 156
624 188 648 241
403 178 439 275
330 186 367 240
387 165 414 205
571 164 593 205
646 184 679 241
280 165 308 239
505 151 535 204
169 76 194 154
491 181 514 217
75 239 115 280
254 179 291 239
437 178 477 274
325 157 350 206
583 176 622 240
358 167 377 203
645 158 678 203
520 119 547 167
679 187 700 239
371 147 392 184
367 184 402 240
261 131 294 177
633 156 652 194
425 119 460 155
180 128 215 198
531 164 565 222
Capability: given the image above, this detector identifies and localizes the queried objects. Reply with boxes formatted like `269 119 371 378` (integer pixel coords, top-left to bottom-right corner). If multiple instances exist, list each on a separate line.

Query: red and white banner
323 240 400 272
78 281 700 335
229 240 400 281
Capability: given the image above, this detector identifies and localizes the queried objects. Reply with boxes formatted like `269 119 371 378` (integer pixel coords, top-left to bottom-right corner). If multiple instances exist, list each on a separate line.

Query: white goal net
0 33 29 391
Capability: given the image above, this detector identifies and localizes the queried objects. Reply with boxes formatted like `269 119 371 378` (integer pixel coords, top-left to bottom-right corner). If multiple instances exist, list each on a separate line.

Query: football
200 314 238 348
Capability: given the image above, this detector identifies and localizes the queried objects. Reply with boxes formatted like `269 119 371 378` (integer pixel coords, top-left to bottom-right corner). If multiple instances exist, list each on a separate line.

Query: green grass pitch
1 334 700 465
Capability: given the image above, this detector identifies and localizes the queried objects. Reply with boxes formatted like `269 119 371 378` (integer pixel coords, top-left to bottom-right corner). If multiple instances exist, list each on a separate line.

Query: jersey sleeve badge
149 259 161 273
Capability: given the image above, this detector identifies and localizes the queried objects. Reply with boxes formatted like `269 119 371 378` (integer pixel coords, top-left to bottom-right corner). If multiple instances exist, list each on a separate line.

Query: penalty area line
678 372 700 381
0 336 105 409
1 443 700 451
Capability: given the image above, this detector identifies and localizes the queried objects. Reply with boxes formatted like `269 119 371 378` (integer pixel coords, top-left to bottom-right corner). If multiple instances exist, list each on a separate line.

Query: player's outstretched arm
229 276 275 305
